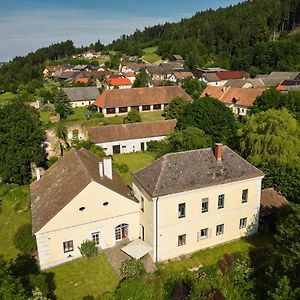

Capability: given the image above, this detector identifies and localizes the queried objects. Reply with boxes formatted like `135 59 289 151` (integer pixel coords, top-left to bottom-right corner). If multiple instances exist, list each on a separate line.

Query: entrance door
115 224 129 241
141 142 145 151
113 145 121 154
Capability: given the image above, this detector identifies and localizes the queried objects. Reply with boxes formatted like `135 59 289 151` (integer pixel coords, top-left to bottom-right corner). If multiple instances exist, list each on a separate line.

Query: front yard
47 255 119 300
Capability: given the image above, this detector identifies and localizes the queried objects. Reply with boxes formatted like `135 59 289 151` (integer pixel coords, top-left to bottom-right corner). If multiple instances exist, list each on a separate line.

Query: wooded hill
109 0 300 73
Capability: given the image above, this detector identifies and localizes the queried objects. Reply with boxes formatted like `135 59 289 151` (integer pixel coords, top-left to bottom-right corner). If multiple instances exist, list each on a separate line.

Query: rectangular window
131 106 139 111
178 203 186 218
141 197 144 212
107 107 116 114
242 189 248 203
178 234 186 246
216 224 224 236
202 198 209 213
153 104 161 110
91 232 100 246
142 105 150 111
63 240 74 253
119 106 128 113
239 217 247 229
218 194 225 209
198 228 209 240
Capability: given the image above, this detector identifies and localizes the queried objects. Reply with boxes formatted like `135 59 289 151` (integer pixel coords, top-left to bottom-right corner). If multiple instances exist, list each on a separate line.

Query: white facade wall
36 181 139 269
227 104 249 116
107 84 132 90
71 100 95 108
133 176 263 262
97 135 167 155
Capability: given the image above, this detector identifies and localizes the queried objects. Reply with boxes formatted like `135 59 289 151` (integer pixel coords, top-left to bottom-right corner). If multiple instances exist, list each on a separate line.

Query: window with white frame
91 232 100 246
242 189 248 203
239 217 247 229
198 228 209 241
63 240 74 253
178 234 186 246
178 203 186 218
202 198 209 213
218 194 225 209
141 197 144 212
216 224 224 236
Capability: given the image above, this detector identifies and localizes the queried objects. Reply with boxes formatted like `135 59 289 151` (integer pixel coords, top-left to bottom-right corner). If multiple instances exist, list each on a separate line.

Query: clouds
0 9 172 61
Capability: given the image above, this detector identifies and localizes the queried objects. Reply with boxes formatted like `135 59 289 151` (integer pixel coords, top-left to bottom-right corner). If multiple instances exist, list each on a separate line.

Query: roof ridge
153 155 167 196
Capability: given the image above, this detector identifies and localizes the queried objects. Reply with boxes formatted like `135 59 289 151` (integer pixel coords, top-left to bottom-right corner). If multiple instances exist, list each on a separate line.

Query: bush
120 259 145 279
46 157 59 169
113 163 129 173
13 224 37 254
124 110 142 123
78 240 98 258
146 140 162 153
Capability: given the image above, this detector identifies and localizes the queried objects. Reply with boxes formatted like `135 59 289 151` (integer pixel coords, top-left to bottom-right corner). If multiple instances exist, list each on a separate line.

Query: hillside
109 0 300 73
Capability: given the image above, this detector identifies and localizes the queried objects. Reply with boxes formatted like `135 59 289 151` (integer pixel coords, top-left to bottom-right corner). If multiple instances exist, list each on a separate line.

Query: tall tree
0 99 46 184
52 89 72 119
132 69 149 88
240 108 300 167
177 97 237 144
163 97 189 120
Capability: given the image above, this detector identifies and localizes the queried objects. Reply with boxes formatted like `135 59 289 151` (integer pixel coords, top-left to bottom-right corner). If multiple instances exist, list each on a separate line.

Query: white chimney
103 157 112 179
36 167 41 181
99 161 103 177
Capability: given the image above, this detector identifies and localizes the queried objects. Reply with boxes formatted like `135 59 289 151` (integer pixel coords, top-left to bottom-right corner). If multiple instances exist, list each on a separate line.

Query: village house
256 72 300 88
201 71 249 86
224 78 265 89
87 119 177 155
132 144 264 262
191 67 227 79
167 71 194 82
83 51 99 60
31 144 264 269
62 87 100 107
105 77 132 89
93 86 192 116
201 86 265 116
169 54 185 66
120 63 146 73
31 148 140 269
146 63 183 81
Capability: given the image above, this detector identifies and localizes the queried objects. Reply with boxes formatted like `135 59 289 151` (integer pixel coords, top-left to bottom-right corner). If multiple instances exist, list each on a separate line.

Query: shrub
78 240 98 258
120 259 145 279
124 110 142 123
46 157 59 169
114 163 129 173
13 224 37 254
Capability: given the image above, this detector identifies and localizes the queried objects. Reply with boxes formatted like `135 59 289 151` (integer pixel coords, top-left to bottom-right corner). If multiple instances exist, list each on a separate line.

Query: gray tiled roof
62 87 100 102
133 146 264 197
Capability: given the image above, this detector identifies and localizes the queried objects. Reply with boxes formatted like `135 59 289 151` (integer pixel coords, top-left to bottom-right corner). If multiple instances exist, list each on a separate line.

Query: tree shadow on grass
9 254 57 299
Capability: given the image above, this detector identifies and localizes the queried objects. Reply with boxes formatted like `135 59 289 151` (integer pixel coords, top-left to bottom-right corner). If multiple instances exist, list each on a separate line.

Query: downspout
155 197 159 262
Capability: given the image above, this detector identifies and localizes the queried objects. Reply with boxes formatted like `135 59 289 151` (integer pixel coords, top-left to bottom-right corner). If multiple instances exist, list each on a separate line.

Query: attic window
103 202 109 206
79 207 85 211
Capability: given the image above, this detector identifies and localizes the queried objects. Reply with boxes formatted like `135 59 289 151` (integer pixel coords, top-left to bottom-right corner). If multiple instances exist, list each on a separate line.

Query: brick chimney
214 143 223 161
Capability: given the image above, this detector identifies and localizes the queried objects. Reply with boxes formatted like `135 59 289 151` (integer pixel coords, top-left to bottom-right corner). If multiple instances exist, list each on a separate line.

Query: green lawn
113 152 156 185
48 255 119 300
40 107 164 128
0 185 30 260
158 234 273 274
0 92 16 105
142 47 162 63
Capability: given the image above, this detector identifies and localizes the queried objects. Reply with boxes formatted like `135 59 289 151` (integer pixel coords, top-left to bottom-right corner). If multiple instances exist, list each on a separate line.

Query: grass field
142 47 162 63
48 255 119 300
113 152 156 185
0 185 31 260
0 92 16 105
40 107 164 128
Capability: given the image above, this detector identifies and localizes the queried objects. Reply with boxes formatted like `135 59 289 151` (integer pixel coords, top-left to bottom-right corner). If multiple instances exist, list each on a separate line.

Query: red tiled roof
201 86 266 107
106 77 132 86
216 71 247 81
76 77 89 84
94 86 192 109
122 72 135 77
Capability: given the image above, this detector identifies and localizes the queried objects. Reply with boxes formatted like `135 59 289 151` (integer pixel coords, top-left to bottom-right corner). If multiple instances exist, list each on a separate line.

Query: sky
0 0 243 62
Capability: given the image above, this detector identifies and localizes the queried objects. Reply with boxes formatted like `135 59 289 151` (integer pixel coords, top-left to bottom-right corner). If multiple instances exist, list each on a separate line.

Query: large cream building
132 144 264 262
31 144 263 269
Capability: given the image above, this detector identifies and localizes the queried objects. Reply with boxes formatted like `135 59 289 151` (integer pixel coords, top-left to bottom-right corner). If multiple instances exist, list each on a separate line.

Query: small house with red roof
201 86 265 116
105 77 132 89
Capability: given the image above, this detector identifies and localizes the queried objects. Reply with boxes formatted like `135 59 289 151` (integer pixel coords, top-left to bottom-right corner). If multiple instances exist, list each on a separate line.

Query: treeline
109 0 300 72
0 40 75 92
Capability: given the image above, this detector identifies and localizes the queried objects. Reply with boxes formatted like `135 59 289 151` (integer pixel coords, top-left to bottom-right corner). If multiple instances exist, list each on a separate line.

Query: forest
109 0 300 72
